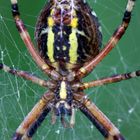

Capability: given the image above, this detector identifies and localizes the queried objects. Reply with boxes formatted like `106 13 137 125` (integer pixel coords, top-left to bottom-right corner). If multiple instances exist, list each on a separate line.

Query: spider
0 0 139 139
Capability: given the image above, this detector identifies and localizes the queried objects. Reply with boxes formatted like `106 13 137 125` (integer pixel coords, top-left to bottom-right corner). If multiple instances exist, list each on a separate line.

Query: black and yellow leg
75 0 135 79
0 63 55 88
12 92 54 140
78 70 140 90
74 93 125 140
21 106 51 140
10 0 60 80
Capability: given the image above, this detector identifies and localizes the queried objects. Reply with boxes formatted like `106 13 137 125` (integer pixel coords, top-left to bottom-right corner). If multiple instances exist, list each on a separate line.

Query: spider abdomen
35 0 102 72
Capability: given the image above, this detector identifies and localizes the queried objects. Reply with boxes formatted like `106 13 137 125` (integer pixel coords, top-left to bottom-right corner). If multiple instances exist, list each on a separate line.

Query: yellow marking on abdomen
69 17 79 63
47 17 55 62
69 28 78 63
59 81 67 100
71 18 78 28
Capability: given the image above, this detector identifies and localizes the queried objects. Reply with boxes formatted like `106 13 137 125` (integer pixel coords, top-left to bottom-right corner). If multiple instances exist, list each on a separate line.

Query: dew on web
0 0 140 140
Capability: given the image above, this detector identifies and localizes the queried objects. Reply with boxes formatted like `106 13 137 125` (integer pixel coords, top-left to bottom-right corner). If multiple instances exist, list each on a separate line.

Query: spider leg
0 63 56 88
73 0 135 79
10 0 60 80
74 93 125 140
12 92 54 140
73 70 140 90
22 106 51 140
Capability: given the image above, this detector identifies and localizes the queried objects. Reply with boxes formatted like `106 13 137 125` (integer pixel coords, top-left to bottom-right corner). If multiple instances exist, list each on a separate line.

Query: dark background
0 0 140 140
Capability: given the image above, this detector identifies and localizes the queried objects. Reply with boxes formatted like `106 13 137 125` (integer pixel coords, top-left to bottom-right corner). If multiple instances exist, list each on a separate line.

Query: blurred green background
0 0 140 140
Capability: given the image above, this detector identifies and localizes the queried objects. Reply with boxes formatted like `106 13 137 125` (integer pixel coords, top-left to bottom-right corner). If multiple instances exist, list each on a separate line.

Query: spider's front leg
12 92 54 140
10 0 60 80
72 0 135 79
74 93 125 140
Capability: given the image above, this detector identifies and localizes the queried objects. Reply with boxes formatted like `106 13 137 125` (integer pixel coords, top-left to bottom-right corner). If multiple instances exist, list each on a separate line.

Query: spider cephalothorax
51 80 75 126
1 0 139 140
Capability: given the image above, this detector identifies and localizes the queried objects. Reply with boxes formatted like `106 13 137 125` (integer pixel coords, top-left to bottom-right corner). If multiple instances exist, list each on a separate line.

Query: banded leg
74 0 135 79
22 106 51 140
12 92 54 140
74 93 125 140
10 0 60 80
0 63 56 88
74 70 140 90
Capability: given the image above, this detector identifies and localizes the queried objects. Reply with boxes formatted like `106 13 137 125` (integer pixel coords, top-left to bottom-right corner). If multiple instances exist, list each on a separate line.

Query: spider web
0 0 140 140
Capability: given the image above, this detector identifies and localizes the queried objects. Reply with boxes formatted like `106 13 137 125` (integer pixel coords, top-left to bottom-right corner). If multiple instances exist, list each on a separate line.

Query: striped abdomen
35 0 102 71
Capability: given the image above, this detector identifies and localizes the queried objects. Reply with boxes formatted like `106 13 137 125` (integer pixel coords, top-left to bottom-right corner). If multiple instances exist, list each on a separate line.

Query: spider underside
0 0 139 140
